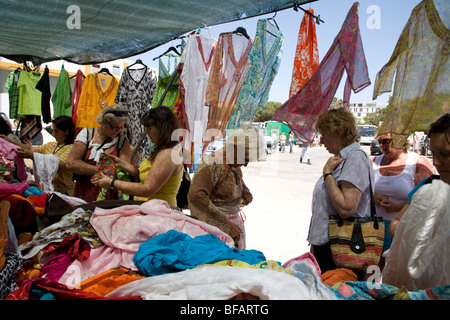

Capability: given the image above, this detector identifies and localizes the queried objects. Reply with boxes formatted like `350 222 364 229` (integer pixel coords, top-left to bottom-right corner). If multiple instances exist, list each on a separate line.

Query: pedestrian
271 131 278 153
289 131 295 153
279 131 286 153
300 142 311 165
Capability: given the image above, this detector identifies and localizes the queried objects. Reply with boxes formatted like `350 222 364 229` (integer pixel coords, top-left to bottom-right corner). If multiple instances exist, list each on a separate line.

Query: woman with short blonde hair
308 107 373 277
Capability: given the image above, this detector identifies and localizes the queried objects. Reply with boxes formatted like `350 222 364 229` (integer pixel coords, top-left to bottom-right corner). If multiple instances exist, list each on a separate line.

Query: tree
363 106 389 126
329 97 344 109
253 101 282 122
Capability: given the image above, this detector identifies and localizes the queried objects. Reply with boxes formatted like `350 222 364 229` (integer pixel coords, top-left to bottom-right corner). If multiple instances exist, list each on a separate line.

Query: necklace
94 73 117 109
53 143 66 154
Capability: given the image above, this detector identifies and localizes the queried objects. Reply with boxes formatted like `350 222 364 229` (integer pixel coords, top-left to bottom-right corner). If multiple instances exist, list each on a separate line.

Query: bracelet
109 178 116 189
323 172 333 181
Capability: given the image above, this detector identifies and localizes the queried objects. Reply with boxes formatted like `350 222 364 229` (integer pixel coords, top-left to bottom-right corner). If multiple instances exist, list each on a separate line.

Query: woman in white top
372 134 434 253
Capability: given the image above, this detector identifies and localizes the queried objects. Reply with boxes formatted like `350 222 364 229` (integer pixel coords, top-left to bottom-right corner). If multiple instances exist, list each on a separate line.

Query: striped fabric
329 216 384 272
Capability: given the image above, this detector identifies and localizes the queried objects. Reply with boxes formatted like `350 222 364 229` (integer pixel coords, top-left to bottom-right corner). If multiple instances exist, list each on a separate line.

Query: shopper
1 116 76 195
187 126 265 249
307 108 373 275
66 104 135 202
92 106 183 207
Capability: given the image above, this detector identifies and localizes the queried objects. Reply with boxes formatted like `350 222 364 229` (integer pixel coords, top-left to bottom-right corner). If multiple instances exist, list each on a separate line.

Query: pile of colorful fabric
1 196 449 300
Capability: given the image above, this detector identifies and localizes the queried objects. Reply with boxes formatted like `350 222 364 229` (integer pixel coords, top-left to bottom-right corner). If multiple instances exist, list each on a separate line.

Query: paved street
240 143 372 263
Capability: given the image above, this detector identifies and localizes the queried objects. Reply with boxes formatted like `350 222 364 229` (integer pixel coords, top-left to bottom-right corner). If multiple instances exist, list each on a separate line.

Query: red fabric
42 233 91 261
6 278 141 300
272 2 370 143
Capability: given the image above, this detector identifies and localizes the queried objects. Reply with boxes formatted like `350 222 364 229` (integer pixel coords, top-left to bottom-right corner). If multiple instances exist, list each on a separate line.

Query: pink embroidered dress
204 32 253 146
272 2 370 143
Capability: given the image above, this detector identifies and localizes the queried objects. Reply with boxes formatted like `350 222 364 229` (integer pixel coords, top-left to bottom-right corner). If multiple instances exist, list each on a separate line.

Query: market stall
0 0 449 301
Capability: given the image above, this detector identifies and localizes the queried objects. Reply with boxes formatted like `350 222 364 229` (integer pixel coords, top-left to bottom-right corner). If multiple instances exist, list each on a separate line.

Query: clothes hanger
293 1 324 25
267 11 280 30
70 70 85 79
128 58 147 69
233 27 250 39
98 67 112 76
153 46 181 61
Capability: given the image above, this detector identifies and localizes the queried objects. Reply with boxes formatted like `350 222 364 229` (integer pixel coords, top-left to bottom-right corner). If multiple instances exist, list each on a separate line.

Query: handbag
328 161 384 272
176 164 191 209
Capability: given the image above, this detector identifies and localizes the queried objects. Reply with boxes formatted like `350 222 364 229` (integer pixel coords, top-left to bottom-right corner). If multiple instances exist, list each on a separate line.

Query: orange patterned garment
289 8 319 98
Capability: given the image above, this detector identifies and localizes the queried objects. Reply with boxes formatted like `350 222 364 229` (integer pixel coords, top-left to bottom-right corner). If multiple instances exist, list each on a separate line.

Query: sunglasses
378 138 392 145
108 110 128 117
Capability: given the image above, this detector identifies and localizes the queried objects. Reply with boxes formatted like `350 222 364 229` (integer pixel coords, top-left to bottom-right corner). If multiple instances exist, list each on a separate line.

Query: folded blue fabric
133 230 266 276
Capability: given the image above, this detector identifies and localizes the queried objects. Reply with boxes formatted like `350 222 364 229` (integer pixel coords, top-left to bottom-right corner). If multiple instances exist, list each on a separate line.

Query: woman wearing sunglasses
91 106 183 208
372 132 434 257
66 104 136 202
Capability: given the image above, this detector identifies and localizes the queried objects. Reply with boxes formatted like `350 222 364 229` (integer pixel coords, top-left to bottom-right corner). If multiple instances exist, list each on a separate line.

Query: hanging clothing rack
293 0 324 24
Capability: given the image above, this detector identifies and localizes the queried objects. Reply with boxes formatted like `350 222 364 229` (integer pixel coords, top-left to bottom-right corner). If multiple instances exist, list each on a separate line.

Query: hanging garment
35 66 51 123
179 34 217 144
17 70 42 116
151 55 180 110
76 72 119 128
289 8 319 98
204 32 253 141
71 70 84 126
272 2 370 143
373 0 450 148
52 66 73 118
227 19 284 129
5 68 22 120
115 66 157 159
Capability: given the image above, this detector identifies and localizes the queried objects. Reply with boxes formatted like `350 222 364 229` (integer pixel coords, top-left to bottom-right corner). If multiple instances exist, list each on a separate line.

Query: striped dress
37 142 74 196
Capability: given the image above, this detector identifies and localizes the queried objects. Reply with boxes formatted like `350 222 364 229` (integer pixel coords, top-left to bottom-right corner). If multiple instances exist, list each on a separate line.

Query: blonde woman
66 104 135 202
307 108 374 274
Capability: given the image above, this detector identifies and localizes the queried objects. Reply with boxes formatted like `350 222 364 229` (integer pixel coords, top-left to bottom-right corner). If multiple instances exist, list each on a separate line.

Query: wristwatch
323 172 333 181
109 178 116 189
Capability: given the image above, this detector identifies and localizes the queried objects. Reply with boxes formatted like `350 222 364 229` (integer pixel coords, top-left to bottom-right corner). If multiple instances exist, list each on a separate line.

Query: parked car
370 139 381 155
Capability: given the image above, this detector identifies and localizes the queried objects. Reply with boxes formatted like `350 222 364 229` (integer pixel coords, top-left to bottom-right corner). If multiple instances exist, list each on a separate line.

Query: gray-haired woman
66 104 137 202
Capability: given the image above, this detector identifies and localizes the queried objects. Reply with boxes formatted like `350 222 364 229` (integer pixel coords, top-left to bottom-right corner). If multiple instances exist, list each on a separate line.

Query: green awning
0 0 316 65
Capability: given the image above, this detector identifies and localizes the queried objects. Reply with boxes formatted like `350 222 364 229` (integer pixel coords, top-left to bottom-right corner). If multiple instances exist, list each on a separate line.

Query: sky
132 0 445 106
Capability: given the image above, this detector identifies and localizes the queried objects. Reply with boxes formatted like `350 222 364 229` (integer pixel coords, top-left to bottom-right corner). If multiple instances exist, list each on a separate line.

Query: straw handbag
328 168 384 272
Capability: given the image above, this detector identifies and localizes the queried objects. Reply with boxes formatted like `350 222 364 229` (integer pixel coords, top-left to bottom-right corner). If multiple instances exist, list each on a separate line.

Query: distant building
349 102 387 123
